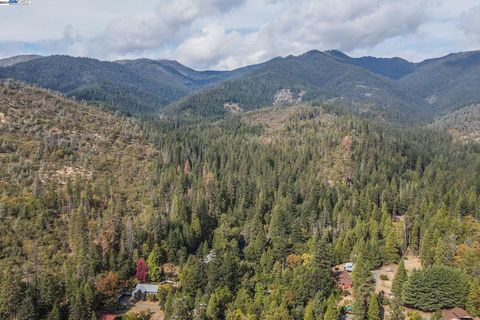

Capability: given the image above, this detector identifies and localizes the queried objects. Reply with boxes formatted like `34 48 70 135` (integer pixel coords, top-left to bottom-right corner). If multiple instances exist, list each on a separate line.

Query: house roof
132 283 159 295
339 271 353 285
442 308 473 320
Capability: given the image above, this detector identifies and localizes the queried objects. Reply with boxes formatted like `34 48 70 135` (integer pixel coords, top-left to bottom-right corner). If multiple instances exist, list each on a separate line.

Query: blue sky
0 0 479 70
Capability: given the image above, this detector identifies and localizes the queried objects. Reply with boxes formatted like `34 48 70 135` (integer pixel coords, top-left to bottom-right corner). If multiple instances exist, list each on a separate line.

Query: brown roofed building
442 308 473 320
338 271 353 289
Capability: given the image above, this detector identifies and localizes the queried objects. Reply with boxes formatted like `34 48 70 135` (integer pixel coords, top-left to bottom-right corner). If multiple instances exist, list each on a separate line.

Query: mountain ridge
2 50 480 122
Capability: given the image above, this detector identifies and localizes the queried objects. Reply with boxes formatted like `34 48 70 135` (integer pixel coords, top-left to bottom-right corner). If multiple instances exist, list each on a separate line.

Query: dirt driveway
125 301 164 320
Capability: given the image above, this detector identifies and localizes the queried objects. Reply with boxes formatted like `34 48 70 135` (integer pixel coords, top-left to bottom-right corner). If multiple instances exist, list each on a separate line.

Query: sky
0 0 479 70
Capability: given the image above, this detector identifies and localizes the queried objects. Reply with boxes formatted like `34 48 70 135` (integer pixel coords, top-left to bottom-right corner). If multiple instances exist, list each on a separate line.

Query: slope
0 54 42 67
324 50 416 79
164 50 418 121
431 103 480 143
0 55 264 115
398 50 480 115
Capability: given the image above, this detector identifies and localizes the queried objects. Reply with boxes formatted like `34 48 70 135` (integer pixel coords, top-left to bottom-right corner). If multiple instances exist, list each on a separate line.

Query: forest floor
404 255 422 271
373 264 397 296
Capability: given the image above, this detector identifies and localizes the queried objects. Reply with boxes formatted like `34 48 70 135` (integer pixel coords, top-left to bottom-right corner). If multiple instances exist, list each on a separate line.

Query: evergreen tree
304 299 316 320
0 271 22 318
353 248 375 320
466 278 480 317
147 244 162 282
17 293 38 320
268 200 289 261
391 259 407 301
402 266 470 311
206 287 232 320
384 230 400 264
324 295 339 320
368 293 380 320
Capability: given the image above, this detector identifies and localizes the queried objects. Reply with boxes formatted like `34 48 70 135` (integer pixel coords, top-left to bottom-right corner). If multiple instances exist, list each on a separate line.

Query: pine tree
391 259 407 301
384 230 400 264
304 299 316 320
147 244 162 282
324 295 339 320
0 271 22 318
353 247 375 320
466 278 480 317
368 293 380 320
17 293 38 320
434 237 453 266
268 200 289 261
420 228 434 267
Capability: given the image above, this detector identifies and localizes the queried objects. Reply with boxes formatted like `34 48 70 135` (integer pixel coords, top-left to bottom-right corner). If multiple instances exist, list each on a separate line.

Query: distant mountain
0 55 262 114
164 50 418 120
325 50 416 79
165 49 480 122
3 50 480 122
117 58 262 90
0 54 42 67
398 51 480 114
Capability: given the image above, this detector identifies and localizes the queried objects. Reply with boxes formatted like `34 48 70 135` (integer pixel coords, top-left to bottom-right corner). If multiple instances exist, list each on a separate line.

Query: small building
132 283 159 300
344 262 354 272
442 308 473 320
338 271 353 289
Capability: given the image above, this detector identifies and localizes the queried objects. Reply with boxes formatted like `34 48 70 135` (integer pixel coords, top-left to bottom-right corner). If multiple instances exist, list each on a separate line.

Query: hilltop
0 55 264 114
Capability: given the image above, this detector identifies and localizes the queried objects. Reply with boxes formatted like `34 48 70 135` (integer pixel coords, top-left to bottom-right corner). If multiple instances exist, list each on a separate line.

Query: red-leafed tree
136 258 148 282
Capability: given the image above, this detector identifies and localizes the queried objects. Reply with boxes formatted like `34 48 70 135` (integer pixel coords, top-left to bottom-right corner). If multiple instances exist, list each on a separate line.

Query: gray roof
132 283 159 296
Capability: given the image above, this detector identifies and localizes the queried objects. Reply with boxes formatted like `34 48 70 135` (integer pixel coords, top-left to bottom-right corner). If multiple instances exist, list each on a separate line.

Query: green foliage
402 266 470 311
466 278 480 317
206 287 232 320
391 260 407 301
16 293 38 320
353 248 375 320
407 311 421 320
368 294 380 320
1 82 480 320
324 295 340 320
0 56 249 114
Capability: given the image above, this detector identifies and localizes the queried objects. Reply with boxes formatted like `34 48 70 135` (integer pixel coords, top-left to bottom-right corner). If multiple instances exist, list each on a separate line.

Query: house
344 262 354 272
338 271 353 289
132 283 159 300
442 308 473 320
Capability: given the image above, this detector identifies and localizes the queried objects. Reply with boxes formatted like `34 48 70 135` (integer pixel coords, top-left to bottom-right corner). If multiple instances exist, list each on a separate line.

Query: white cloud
0 0 479 68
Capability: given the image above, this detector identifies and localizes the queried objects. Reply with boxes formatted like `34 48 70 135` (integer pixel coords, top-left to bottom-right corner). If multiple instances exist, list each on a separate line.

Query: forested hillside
432 103 480 143
0 56 263 115
1 81 480 319
164 51 416 120
398 51 480 114
165 50 480 121
3 50 480 122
